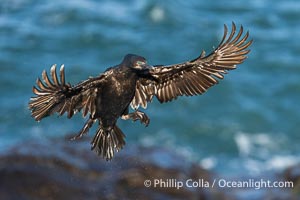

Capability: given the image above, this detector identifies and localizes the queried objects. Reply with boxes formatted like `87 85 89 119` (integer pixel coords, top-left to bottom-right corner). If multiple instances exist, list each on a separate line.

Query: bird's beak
142 63 153 70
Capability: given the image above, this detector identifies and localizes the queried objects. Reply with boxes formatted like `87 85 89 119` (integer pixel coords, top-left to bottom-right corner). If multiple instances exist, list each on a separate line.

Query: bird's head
122 54 152 71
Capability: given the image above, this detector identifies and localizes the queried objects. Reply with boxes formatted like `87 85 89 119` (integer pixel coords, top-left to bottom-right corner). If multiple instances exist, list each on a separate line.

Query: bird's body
29 23 252 160
95 65 138 126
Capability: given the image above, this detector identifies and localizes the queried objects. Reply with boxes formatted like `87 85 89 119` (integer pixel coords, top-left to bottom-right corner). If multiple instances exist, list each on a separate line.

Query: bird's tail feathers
91 125 126 160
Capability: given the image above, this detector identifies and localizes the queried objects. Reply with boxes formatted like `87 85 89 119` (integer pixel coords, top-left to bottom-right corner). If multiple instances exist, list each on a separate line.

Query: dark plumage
29 23 252 160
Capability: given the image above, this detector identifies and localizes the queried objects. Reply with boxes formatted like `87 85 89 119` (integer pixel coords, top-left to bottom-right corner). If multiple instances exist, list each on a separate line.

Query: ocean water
0 0 299 175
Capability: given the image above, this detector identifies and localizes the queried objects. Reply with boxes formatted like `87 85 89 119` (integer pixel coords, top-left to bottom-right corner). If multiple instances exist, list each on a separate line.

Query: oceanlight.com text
143 178 294 190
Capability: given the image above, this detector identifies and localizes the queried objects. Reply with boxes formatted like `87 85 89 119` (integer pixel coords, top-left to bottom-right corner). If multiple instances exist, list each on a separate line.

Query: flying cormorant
29 23 252 160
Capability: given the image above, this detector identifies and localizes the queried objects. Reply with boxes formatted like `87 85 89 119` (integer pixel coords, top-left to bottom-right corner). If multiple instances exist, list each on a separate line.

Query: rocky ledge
0 136 298 200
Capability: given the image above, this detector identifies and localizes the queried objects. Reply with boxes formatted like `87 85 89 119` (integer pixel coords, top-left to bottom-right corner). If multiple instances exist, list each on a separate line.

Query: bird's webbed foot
121 110 150 127
71 118 95 140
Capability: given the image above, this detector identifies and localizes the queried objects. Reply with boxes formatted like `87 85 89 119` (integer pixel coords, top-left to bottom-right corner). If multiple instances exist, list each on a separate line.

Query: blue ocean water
0 0 299 175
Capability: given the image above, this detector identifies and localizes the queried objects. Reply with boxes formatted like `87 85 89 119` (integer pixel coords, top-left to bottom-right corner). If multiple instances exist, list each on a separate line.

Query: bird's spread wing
131 23 252 109
29 65 108 121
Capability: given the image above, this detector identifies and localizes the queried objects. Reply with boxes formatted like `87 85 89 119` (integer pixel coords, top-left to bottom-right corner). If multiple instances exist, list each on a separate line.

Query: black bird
29 23 252 160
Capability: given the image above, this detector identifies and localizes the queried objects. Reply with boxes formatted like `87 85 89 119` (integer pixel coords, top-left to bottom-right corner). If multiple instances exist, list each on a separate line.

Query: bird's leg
121 110 150 127
71 117 95 140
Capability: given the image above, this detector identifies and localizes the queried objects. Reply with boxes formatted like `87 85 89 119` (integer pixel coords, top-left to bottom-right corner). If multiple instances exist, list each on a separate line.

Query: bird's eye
136 61 145 65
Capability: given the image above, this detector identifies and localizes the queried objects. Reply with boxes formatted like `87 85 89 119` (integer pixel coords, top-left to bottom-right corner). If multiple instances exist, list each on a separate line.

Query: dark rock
283 164 300 197
1 136 298 200
0 136 222 200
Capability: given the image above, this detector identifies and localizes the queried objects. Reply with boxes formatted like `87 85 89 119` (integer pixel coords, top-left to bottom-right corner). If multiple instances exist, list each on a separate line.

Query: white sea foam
150 6 165 22
234 132 276 158
200 156 217 170
266 155 300 171
234 132 252 157
233 131 300 173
